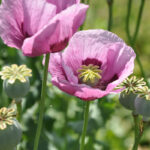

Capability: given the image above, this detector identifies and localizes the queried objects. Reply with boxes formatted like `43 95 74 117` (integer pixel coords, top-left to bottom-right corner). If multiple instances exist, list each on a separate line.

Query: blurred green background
0 0 150 150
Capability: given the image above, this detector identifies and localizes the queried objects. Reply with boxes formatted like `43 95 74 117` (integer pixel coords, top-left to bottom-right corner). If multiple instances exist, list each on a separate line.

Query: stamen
117 76 147 95
78 64 102 86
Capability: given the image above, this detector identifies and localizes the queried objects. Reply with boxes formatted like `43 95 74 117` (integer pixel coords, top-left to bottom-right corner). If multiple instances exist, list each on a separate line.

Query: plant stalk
132 114 145 150
33 53 50 150
126 0 132 42
126 0 148 86
107 0 113 31
16 101 22 121
132 0 145 45
80 101 90 150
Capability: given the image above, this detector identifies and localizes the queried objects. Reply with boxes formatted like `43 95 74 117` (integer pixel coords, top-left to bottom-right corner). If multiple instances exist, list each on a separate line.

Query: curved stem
107 0 113 31
33 53 50 150
126 0 132 42
80 101 90 150
132 114 145 150
126 0 148 86
132 0 145 45
133 47 149 86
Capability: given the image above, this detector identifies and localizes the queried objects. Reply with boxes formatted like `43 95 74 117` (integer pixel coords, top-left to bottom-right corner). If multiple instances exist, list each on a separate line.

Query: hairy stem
33 53 50 150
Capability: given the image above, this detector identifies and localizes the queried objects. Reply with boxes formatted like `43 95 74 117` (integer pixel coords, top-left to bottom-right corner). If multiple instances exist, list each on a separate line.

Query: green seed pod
135 97 150 117
0 107 22 150
0 64 32 99
0 120 22 150
3 78 30 99
119 93 137 110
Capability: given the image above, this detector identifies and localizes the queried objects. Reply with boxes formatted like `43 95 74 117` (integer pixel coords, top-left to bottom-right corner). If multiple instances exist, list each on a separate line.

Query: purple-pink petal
22 0 56 35
22 20 59 57
0 0 88 57
101 43 135 82
63 29 124 75
0 0 24 49
49 30 136 101
48 4 89 53
52 77 108 101
47 0 80 13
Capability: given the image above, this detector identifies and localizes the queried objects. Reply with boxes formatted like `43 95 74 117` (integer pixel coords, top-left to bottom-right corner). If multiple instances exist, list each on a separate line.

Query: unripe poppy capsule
0 107 22 150
119 93 137 111
135 97 150 117
0 64 32 99
3 78 30 99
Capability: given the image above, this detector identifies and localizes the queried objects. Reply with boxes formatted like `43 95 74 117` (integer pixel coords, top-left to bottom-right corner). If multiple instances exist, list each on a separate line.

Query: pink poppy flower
49 30 136 101
0 0 88 57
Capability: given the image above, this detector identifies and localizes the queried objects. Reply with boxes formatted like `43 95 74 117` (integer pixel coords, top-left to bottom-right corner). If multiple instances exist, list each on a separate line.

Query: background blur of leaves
0 0 150 150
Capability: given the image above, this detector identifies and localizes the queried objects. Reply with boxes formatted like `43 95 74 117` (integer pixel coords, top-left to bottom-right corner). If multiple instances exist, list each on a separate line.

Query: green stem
33 53 50 150
107 0 113 31
126 0 148 86
132 114 145 150
80 0 90 30
132 114 140 150
131 0 145 45
80 101 90 150
63 102 68 150
86 0 90 4
133 47 149 87
126 0 132 42
16 101 22 121
130 0 148 85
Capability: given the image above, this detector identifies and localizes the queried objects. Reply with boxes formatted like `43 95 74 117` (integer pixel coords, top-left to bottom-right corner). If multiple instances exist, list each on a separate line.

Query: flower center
78 64 102 86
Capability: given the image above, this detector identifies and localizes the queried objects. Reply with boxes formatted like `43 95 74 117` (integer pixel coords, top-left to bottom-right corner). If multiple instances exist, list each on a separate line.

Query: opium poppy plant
49 30 136 100
0 0 88 57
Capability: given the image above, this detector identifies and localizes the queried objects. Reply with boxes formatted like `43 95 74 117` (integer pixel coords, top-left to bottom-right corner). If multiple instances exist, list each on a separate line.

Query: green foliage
0 0 150 150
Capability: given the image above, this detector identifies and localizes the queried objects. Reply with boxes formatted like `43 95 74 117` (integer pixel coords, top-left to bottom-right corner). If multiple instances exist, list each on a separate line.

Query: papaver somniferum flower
0 0 88 57
49 30 136 101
